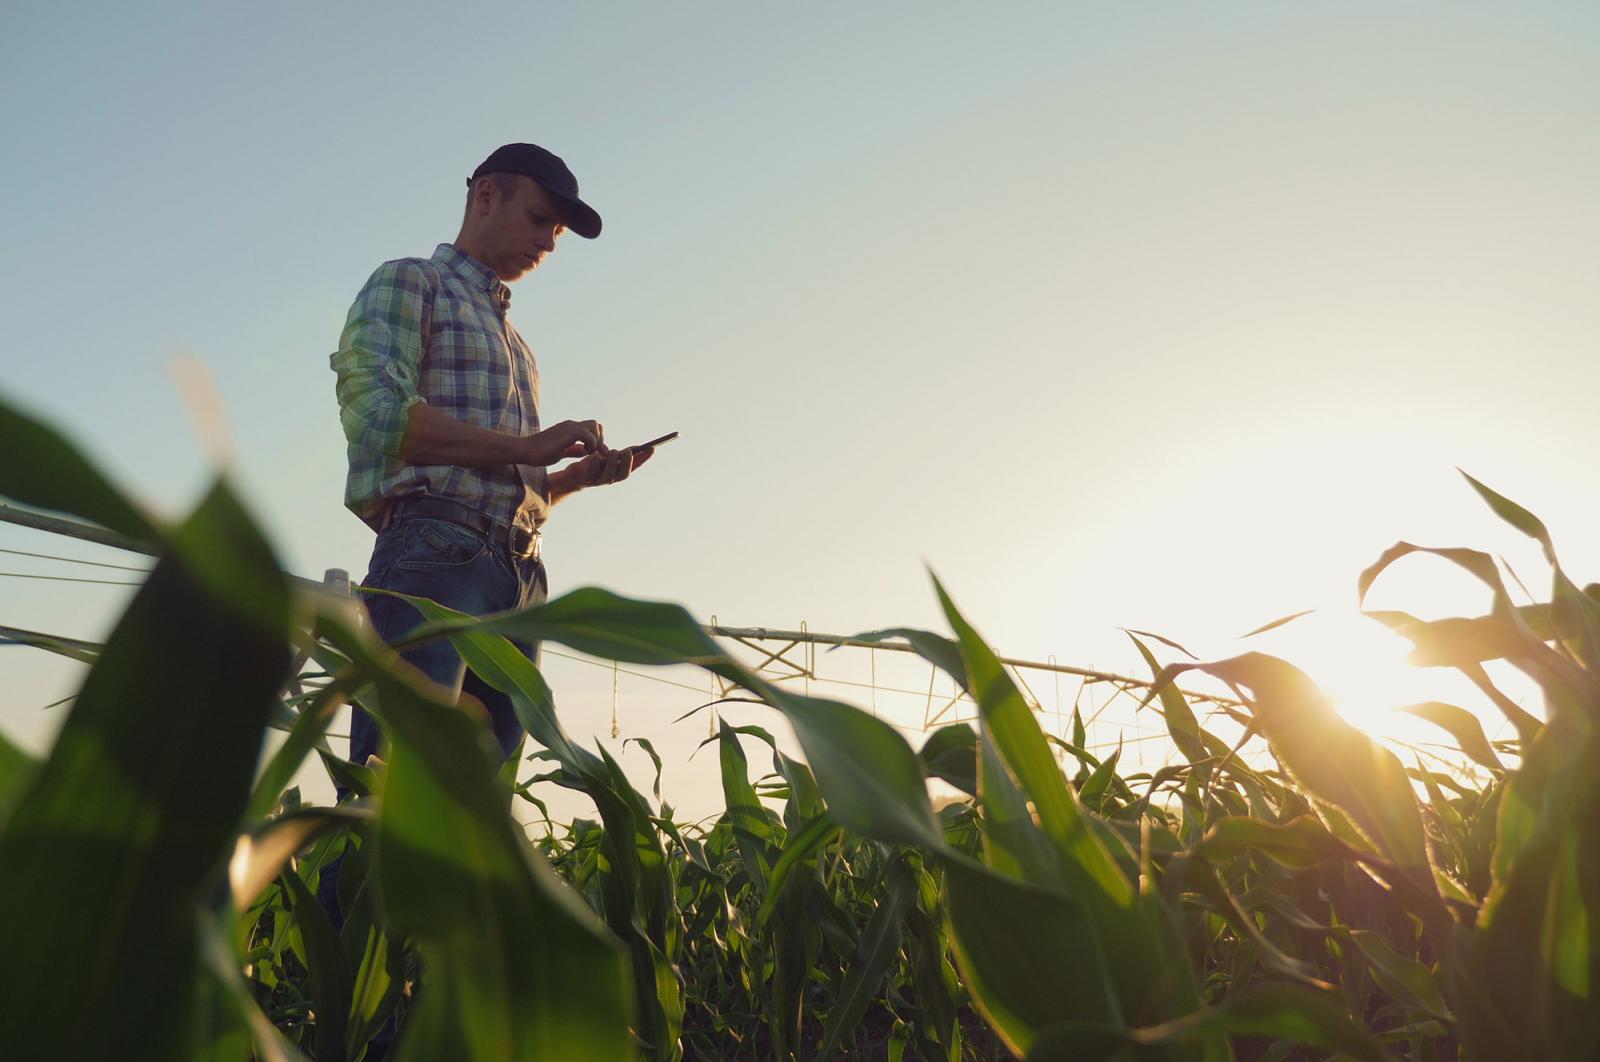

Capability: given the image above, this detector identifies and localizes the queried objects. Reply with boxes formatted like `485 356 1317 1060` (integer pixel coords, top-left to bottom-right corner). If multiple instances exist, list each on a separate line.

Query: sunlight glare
1245 609 1463 757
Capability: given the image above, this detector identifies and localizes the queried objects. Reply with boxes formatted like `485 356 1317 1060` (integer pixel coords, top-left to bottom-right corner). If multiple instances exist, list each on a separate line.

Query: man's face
485 177 567 281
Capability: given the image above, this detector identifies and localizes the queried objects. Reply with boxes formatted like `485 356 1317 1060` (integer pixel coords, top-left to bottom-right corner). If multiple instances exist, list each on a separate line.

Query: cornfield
0 389 1595 1061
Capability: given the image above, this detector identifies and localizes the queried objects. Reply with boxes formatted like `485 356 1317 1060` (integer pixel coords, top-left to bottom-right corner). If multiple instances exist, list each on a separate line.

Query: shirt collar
434 243 512 312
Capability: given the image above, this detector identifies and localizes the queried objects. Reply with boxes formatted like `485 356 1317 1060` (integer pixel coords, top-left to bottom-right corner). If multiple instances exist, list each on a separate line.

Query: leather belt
386 496 541 560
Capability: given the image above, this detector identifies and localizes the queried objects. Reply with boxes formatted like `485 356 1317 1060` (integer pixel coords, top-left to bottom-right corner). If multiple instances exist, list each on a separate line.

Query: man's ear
469 175 508 218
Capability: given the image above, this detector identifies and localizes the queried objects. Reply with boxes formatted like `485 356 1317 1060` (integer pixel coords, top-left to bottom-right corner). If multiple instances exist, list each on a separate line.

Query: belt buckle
503 520 540 560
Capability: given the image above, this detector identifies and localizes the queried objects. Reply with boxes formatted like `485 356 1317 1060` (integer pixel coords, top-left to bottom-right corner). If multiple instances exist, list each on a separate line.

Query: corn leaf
281 867 355 1062
1027 984 1398 1062
919 723 978 797
816 857 918 1058
0 482 290 1060
938 577 1208 1037
0 392 161 542
230 804 370 909
1154 653 1448 942
1191 814 1363 870
941 854 1123 1058
316 617 635 1061
0 730 37 828
1396 701 1505 773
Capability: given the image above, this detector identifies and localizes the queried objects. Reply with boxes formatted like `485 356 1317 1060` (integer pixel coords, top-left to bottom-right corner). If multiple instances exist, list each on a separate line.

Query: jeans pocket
366 522 408 577
397 516 489 571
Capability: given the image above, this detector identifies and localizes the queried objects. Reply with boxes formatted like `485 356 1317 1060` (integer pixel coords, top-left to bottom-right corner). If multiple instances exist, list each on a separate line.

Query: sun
1250 612 1441 734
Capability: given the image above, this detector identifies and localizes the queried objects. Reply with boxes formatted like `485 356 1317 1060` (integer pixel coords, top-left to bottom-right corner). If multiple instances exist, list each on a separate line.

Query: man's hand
570 444 655 488
547 445 655 504
523 419 606 466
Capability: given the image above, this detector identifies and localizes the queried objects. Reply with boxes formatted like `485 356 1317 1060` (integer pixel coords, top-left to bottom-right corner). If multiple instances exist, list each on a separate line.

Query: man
329 141 652 777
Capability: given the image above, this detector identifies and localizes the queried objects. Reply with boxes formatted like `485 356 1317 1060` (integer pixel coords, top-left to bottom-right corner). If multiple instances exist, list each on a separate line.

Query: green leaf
1348 929 1450 1020
935 576 1130 905
0 624 101 665
0 391 161 542
0 729 37 828
920 723 978 797
1154 652 1449 942
937 576 1205 1035
759 683 944 850
344 915 404 1056
774 749 823 821
247 681 347 821
230 804 371 909
374 591 693 1057
1459 470 1553 557
318 749 380 800
1458 727 1600 1059
588 745 684 1061
719 720 779 894
282 868 355 1062
1078 740 1123 811
816 857 919 1058
315 615 636 1061
977 701 1066 886
197 910 309 1062
1177 861 1331 989
0 481 290 1061
941 854 1123 1058
366 588 603 783
1127 632 1207 765
413 585 726 668
849 626 969 689
1360 540 1597 722
1191 814 1363 870
1028 984 1398 1062
755 812 840 927
1239 609 1315 639
410 586 947 849
1396 701 1505 773
624 736 666 807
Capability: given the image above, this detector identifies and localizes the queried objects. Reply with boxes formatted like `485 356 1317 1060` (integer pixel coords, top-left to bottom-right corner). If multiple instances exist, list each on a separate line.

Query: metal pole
0 503 156 557
705 624 1244 709
0 503 332 593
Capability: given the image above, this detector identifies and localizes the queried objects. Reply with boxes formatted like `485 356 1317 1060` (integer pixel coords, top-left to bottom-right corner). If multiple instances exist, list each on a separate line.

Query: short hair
463 172 524 218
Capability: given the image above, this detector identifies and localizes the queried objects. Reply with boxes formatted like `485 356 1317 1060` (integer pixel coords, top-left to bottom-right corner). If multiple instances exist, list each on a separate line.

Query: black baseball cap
468 143 602 239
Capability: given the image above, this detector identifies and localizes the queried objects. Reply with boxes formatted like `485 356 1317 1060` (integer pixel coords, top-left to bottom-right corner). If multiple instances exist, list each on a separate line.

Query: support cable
0 547 152 573
0 571 143 586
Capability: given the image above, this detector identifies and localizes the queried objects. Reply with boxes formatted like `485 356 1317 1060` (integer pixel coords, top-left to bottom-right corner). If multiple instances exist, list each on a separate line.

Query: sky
3 2 1599 821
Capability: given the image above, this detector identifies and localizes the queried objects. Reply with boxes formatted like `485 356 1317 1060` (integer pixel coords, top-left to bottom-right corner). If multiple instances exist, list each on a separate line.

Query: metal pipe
0 503 333 593
703 624 1243 708
0 503 156 557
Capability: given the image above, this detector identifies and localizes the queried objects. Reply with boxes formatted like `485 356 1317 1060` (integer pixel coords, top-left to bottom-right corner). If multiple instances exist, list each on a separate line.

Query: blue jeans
320 510 546 930
346 510 548 781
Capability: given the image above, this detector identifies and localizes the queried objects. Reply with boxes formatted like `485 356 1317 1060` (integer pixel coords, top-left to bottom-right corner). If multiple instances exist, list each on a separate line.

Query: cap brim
546 188 602 239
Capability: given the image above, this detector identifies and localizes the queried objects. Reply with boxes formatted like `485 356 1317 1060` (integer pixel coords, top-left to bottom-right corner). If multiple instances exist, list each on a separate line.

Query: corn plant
0 386 1595 1061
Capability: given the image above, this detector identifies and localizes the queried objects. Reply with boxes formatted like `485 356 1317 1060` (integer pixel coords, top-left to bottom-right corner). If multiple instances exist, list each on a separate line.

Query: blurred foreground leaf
316 618 637 1061
0 482 290 1060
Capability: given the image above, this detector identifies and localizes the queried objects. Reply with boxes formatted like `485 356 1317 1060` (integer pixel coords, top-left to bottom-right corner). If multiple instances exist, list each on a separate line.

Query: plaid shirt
330 243 548 533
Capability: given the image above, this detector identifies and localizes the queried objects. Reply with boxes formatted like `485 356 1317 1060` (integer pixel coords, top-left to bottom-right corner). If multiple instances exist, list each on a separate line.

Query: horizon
5 2 1597 821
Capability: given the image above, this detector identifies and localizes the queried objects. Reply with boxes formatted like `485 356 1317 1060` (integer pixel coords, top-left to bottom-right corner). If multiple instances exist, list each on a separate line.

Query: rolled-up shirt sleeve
330 260 431 459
